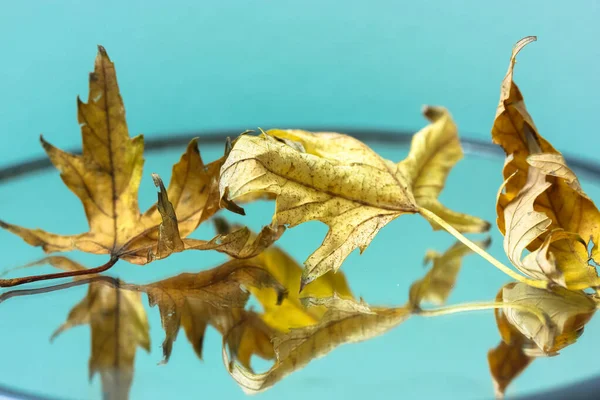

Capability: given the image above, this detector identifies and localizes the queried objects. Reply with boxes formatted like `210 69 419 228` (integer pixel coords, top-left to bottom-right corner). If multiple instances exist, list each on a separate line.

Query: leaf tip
299 276 313 293
482 220 492 232
421 105 446 122
97 45 108 57
151 173 166 192
509 36 537 65
220 187 246 216
188 137 200 153
224 136 233 157
39 135 52 150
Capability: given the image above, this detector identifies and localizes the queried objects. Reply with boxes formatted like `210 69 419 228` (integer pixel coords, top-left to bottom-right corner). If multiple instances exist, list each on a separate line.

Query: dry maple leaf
132 259 286 368
224 295 410 394
0 47 282 287
45 257 150 400
493 36 600 289
488 282 595 397
409 238 490 307
219 106 489 285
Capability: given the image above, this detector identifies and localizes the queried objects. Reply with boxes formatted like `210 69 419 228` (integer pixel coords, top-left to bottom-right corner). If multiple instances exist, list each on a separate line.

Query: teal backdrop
1 1 598 164
1 1 599 400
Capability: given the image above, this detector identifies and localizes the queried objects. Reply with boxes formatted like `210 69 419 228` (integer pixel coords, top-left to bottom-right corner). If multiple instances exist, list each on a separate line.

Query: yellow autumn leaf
493 36 600 289
220 106 489 285
0 48 279 287
224 296 410 394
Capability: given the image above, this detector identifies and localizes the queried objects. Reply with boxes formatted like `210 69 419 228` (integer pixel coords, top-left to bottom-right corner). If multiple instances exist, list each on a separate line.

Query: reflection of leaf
220 106 489 285
493 37 600 289
0 47 261 266
135 260 286 369
224 296 410 394
215 217 353 331
487 337 533 398
409 238 490 307
500 282 595 354
488 282 595 397
48 257 150 400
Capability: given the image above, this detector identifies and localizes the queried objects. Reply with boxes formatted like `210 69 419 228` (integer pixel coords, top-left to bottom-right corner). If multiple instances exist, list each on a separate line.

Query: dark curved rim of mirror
1 129 600 400
1 129 600 184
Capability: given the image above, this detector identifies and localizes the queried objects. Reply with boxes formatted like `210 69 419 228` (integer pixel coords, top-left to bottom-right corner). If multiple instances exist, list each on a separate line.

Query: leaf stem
415 301 549 327
0 257 119 288
417 206 548 289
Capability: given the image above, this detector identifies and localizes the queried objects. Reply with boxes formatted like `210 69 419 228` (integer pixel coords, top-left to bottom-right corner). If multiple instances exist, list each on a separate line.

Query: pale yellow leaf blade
503 166 553 281
220 121 488 285
399 106 490 233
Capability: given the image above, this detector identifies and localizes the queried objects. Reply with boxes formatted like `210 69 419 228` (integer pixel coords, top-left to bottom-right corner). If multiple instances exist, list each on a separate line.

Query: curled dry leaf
493 36 600 289
46 257 150 400
488 282 596 397
220 107 489 285
224 296 410 394
0 46 259 269
134 259 286 368
409 238 491 307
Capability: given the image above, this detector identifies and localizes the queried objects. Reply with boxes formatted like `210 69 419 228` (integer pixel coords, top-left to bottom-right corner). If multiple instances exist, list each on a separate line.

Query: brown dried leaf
220 107 489 285
0 48 242 266
493 37 600 289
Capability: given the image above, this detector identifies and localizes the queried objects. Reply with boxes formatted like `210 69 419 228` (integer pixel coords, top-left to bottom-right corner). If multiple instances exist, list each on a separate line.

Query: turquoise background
1 1 599 163
1 1 600 400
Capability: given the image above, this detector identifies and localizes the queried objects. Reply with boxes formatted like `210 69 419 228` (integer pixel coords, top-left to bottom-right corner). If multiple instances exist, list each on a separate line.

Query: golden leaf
48 258 150 400
493 36 600 289
224 296 410 394
409 238 490 307
136 260 286 368
0 47 276 270
220 107 489 285
488 282 595 397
